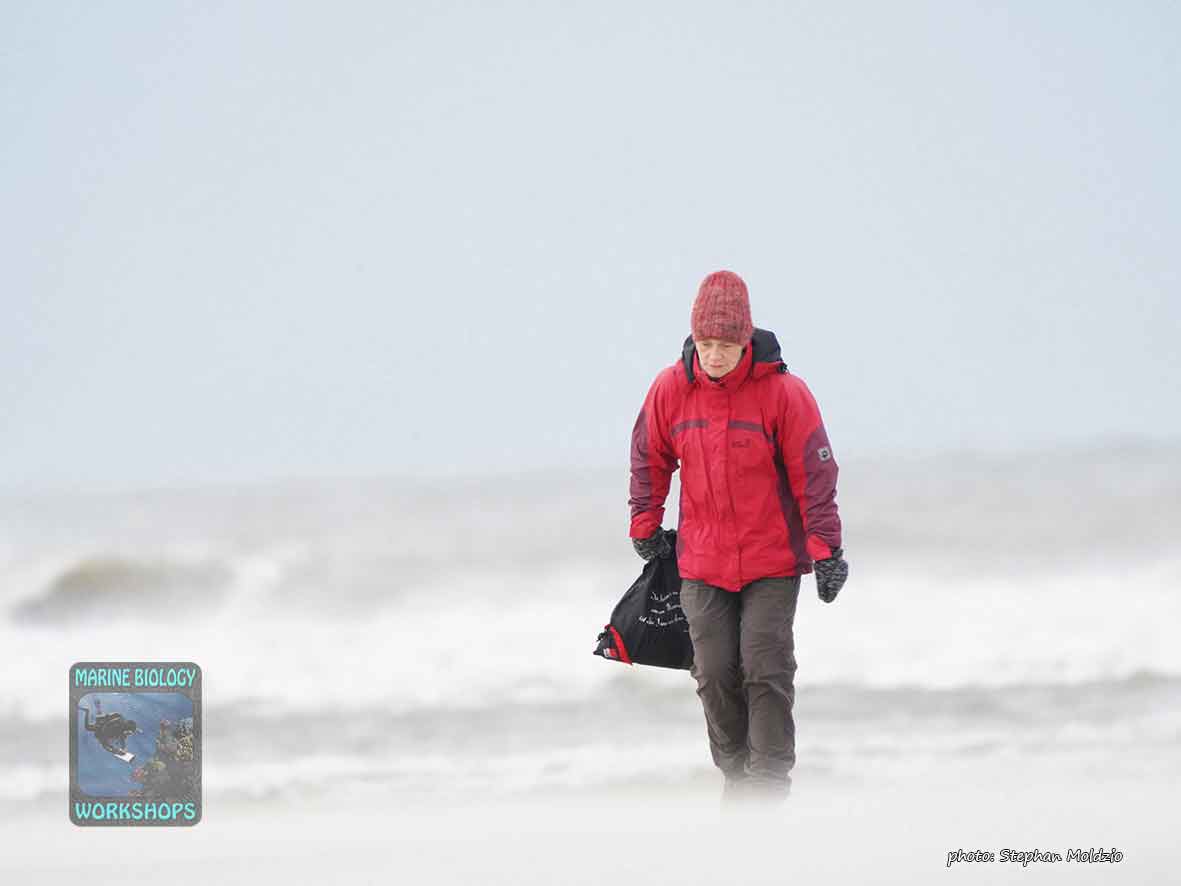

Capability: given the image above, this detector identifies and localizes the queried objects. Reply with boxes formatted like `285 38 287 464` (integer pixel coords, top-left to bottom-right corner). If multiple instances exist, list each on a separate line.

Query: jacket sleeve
778 373 842 561
628 372 679 539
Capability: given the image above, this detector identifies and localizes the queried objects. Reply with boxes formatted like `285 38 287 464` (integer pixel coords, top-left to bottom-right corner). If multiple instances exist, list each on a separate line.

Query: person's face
694 338 744 379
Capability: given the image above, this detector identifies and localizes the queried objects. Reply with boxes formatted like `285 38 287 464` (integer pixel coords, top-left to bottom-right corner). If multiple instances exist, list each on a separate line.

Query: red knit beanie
691 270 753 345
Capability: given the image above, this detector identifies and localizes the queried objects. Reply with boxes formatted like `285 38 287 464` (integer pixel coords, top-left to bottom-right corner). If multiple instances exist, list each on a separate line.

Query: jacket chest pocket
670 418 709 461
727 422 775 478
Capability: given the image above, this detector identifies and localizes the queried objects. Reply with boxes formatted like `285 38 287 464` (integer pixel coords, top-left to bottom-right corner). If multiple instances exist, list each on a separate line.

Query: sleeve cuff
630 511 663 540
806 535 835 561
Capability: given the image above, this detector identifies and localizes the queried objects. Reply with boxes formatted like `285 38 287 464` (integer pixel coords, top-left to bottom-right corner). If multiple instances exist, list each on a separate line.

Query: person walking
628 270 848 804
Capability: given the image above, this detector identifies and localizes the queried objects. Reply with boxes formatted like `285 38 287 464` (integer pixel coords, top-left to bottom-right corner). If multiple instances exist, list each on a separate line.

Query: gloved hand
814 548 848 603
632 528 674 561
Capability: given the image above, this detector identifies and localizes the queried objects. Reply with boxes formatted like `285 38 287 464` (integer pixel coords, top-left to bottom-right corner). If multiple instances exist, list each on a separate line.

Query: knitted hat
691 270 753 345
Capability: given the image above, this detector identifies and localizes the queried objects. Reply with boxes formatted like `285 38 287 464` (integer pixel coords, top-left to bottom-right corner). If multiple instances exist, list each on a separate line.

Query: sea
2 440 1179 816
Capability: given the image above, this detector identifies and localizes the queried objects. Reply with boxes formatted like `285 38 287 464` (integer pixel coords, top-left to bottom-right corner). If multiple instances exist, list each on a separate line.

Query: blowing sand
3 755 1171 885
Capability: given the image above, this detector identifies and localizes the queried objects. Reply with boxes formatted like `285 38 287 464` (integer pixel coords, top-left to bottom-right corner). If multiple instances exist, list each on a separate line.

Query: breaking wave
11 556 235 624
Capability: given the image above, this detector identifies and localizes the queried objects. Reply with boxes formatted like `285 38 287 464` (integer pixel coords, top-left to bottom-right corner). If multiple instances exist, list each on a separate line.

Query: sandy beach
4 755 1171 885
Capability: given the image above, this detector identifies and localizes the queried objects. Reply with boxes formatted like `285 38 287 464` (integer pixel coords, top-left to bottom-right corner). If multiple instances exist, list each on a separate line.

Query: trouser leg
680 578 747 779
739 575 801 793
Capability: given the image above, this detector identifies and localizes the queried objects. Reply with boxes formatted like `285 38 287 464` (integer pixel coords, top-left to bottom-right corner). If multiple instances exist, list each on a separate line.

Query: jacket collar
680 327 787 389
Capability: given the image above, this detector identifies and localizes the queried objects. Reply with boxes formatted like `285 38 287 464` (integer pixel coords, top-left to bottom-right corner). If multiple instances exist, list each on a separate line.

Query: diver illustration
78 698 141 762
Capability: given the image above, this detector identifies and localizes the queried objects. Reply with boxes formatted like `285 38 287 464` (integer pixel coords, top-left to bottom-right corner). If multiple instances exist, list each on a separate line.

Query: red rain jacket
629 329 842 592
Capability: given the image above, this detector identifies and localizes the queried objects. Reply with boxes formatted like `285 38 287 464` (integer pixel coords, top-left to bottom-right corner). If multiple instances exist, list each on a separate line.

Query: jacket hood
681 327 787 386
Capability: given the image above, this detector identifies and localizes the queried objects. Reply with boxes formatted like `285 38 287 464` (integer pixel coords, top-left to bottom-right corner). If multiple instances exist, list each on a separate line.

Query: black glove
814 548 848 603
632 528 674 561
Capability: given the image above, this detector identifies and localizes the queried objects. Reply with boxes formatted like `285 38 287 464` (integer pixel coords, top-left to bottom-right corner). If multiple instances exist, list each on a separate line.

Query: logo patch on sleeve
817 446 832 461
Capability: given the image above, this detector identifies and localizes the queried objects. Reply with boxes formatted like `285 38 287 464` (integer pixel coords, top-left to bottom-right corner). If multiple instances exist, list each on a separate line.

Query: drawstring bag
593 529 693 670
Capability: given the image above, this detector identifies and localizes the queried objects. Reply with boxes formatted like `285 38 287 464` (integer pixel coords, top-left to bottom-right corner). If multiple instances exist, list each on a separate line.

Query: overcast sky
3 1 1178 493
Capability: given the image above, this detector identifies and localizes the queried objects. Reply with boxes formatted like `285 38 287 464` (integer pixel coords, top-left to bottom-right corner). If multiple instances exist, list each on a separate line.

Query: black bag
593 529 694 670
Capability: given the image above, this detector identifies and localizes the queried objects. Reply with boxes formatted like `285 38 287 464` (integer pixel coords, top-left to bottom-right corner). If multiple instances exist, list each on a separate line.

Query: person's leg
680 578 747 780
738 575 801 797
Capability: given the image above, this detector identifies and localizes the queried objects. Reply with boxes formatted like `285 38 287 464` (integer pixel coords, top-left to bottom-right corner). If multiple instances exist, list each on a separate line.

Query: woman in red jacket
628 270 849 803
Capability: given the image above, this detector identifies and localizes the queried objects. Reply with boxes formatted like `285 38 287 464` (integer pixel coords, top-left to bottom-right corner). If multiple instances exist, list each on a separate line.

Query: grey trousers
680 575 801 795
